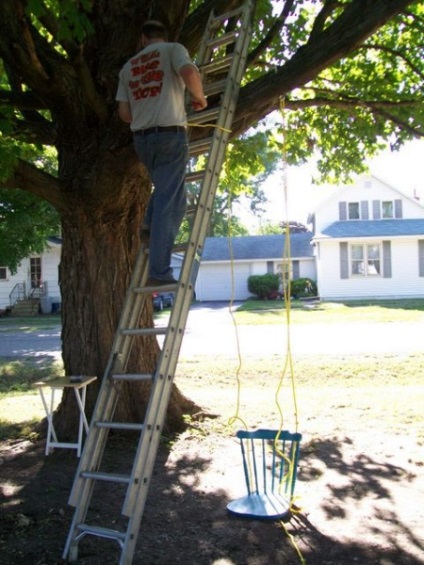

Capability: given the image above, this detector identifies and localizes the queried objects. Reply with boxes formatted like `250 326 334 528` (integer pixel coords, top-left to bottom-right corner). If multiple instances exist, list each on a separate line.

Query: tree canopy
0 0 422 256
0 0 422 431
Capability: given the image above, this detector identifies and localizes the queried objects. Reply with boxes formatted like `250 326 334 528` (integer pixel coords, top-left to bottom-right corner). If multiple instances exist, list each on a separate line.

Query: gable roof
312 174 424 217
315 219 424 239
201 233 314 261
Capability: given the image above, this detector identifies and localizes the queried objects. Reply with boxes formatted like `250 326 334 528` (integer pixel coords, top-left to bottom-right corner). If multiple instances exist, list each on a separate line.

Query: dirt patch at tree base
1 422 423 565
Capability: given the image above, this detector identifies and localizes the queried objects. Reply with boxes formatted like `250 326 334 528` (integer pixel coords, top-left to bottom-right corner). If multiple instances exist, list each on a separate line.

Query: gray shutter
339 201 347 221
266 261 273 274
340 242 349 279
419 240 424 277
395 199 403 218
372 200 381 219
360 200 369 220
292 260 300 279
383 240 392 278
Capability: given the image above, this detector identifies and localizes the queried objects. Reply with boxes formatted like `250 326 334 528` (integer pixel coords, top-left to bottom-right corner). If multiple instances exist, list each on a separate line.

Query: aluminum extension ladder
63 2 253 563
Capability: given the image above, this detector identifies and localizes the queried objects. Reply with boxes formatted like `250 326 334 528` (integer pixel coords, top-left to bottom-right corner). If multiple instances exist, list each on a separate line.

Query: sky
239 139 424 230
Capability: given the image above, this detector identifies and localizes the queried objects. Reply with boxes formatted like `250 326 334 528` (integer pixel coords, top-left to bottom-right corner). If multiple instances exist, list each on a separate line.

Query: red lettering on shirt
132 83 163 100
129 50 163 101
141 70 164 84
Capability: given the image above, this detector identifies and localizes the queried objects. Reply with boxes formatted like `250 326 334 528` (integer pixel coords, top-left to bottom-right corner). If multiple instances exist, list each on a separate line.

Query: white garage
195 261 252 301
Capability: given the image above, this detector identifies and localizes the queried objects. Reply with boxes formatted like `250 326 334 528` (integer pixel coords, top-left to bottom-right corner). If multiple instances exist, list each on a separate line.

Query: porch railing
9 283 26 306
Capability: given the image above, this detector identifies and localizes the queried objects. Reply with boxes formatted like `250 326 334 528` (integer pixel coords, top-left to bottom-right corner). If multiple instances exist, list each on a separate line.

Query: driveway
181 302 423 358
0 302 422 360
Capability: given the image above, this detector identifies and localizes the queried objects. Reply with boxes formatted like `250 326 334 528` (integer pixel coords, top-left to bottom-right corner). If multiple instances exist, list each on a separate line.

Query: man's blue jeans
133 131 188 281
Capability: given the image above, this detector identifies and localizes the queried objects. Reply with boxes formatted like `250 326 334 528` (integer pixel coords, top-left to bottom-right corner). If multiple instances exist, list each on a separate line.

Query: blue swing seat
227 429 302 520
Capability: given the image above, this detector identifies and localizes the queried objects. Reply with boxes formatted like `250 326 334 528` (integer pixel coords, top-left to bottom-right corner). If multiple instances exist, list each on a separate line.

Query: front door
29 257 42 293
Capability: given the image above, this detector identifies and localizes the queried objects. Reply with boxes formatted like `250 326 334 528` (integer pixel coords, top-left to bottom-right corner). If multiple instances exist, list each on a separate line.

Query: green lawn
235 297 424 324
0 299 423 442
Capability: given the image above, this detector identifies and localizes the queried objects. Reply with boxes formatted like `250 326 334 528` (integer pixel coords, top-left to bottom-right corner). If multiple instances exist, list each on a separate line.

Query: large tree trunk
53 139 198 438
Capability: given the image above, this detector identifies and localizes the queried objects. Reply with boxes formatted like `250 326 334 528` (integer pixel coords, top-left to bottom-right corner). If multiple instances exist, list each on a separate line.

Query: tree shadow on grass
0 432 423 564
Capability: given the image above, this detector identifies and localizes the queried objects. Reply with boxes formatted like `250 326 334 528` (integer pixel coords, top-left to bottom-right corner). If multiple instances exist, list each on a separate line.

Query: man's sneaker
146 277 178 287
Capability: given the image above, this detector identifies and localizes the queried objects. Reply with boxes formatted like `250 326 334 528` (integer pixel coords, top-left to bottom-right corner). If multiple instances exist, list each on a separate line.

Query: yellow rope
279 519 307 565
273 96 305 564
187 121 232 133
225 150 249 432
221 105 305 564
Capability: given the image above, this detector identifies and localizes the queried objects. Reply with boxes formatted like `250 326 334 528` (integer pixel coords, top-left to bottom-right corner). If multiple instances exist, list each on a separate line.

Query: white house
0 237 62 312
312 175 424 300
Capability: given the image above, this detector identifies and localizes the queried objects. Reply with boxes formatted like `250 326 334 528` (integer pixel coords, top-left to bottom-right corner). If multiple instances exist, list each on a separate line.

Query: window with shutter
340 242 349 279
419 240 424 277
395 199 403 219
372 200 381 219
383 241 392 278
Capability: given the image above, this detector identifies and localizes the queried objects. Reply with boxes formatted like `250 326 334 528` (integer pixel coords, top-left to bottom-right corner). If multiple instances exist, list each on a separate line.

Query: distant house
3 175 423 311
194 233 315 301
312 175 424 300
0 237 61 313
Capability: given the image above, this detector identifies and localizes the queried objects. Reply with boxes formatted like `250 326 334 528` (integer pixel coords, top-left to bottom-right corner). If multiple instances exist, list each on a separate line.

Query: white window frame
348 202 360 220
350 243 381 277
276 261 293 281
0 266 8 281
381 200 394 219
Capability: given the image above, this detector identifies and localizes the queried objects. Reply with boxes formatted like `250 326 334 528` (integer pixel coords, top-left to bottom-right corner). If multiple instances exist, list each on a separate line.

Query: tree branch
310 1 343 40
0 89 48 111
360 43 424 81
247 0 296 67
8 115 57 146
232 0 417 136
0 159 65 211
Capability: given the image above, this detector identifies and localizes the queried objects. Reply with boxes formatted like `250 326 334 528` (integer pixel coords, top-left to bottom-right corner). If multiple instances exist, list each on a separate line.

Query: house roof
316 219 424 239
201 233 314 261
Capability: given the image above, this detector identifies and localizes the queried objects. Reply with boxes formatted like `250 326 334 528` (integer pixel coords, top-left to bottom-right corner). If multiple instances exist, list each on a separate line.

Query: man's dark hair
141 20 168 40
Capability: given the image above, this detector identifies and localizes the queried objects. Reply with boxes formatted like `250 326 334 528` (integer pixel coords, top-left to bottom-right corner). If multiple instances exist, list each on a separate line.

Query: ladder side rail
121 277 196 517
67 247 150 507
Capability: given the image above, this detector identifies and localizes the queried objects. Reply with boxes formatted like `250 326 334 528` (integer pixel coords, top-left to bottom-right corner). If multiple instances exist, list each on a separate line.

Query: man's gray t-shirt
116 42 194 131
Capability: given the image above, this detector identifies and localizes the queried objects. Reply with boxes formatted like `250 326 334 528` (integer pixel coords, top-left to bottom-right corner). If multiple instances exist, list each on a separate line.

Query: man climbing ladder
63 3 254 564
116 20 207 286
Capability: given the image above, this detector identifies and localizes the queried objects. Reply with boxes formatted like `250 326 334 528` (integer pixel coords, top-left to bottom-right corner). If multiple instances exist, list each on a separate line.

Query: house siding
318 238 424 300
0 245 61 310
195 261 252 301
315 177 423 234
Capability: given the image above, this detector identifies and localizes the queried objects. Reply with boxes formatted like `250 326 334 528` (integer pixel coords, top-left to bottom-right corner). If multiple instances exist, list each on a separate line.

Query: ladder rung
185 170 205 183
120 327 167 337
207 30 238 50
81 471 131 484
112 373 153 381
204 79 227 96
201 55 233 74
172 242 189 254
96 421 144 431
188 106 220 125
212 6 244 25
133 282 177 294
189 137 214 156
76 523 126 543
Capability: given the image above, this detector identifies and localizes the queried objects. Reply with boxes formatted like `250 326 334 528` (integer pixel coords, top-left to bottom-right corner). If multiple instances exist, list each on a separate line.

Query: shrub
290 278 318 299
248 273 280 299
